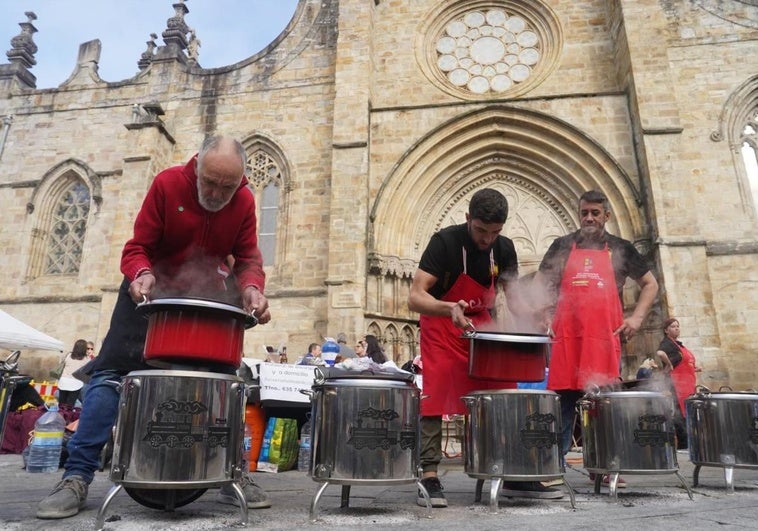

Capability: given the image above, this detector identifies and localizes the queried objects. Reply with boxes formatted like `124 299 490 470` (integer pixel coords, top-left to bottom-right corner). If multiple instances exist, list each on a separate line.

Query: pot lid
462 331 551 344
136 297 257 328
313 366 416 384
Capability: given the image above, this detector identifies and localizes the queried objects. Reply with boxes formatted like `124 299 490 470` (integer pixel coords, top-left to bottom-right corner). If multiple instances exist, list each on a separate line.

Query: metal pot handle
314 367 326 385
718 385 734 392
300 389 314 399
583 383 601 397
695 384 712 396
462 321 477 337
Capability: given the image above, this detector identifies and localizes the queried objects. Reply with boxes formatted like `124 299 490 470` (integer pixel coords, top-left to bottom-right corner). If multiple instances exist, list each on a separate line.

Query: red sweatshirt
120 155 265 298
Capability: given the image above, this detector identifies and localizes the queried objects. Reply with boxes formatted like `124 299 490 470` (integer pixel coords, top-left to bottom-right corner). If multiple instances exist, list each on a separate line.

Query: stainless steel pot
306 367 420 484
111 370 245 491
463 330 549 382
686 386 758 491
580 388 678 473
461 389 562 479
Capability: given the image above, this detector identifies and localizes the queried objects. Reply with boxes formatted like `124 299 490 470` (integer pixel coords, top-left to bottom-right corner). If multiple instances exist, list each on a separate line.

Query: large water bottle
321 338 340 366
27 405 66 473
298 419 312 473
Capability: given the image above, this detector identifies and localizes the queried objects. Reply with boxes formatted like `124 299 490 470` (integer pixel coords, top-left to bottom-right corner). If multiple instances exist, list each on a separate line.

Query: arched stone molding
710 73 758 218
27 158 102 215
242 132 293 273
25 159 99 280
370 105 645 268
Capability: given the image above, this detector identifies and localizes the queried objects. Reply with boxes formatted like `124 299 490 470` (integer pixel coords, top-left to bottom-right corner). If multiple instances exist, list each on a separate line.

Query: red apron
420 249 514 416
547 243 624 391
670 344 697 416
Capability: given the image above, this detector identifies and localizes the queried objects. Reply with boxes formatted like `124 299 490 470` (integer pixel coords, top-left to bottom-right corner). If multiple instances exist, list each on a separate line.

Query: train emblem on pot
142 398 231 449
347 407 416 451
519 412 559 449
633 414 674 447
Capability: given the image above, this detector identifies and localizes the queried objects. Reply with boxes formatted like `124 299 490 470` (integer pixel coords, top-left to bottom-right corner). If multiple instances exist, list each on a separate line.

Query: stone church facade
0 0 755 388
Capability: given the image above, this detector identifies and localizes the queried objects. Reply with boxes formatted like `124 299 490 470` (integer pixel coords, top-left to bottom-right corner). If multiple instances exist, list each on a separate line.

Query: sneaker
217 474 272 509
501 481 563 500
36 476 89 519
417 476 448 508
589 473 627 488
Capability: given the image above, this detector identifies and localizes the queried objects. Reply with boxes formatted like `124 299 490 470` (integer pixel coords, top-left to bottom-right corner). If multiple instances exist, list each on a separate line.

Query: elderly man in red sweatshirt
37 136 272 519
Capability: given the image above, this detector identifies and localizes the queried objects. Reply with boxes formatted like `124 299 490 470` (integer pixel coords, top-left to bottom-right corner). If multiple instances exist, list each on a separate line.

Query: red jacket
120 155 265 298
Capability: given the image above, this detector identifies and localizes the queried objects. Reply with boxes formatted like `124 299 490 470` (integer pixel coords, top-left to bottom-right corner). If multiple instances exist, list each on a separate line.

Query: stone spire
0 11 38 87
137 33 159 70
157 0 190 60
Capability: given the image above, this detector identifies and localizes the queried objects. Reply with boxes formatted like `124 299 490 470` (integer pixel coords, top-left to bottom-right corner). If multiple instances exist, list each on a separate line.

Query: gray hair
198 135 246 169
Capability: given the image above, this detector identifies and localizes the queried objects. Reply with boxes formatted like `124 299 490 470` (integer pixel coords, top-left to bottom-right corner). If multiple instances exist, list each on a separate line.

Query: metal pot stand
580 387 694 502
95 370 250 530
304 367 431 522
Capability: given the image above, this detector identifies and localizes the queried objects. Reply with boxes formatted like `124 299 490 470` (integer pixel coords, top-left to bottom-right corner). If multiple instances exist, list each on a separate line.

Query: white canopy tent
0 309 64 352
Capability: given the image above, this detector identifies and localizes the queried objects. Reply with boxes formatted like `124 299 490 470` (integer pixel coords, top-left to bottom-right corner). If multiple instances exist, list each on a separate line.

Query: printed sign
258 363 317 403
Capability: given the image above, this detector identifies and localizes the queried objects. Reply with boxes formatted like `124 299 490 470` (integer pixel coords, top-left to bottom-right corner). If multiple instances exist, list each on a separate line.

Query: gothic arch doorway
366 105 653 368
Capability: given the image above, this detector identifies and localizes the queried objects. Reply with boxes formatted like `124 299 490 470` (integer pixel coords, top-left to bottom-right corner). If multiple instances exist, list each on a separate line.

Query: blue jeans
62 370 123 484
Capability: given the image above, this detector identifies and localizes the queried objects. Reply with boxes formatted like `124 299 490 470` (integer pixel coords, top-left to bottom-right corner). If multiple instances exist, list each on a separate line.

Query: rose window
434 9 542 95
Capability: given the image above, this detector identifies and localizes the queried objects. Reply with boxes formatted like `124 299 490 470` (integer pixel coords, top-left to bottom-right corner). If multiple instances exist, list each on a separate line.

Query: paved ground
1 449 757 531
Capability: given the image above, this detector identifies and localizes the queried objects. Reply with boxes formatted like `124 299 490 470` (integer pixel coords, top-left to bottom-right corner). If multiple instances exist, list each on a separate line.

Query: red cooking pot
137 297 257 368
463 330 549 382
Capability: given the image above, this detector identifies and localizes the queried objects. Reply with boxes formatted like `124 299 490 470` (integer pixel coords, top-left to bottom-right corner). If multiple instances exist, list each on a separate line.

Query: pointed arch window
711 74 758 218
740 109 758 214
246 147 284 266
29 175 92 277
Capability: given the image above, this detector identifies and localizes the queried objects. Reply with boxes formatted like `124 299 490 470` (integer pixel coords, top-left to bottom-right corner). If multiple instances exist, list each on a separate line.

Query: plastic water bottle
298 419 312 473
321 338 340 366
27 406 66 473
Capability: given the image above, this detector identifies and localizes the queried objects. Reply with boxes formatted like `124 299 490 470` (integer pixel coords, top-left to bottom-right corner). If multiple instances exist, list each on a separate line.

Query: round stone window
419 1 562 99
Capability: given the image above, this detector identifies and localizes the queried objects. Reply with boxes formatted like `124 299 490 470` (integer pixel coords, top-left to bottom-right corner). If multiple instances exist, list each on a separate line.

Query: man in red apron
408 188 562 507
535 190 658 487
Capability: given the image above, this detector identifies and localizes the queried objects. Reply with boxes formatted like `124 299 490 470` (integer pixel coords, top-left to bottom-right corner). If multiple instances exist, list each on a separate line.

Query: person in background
363 334 388 364
354 340 367 358
56 340 90 407
336 332 356 359
534 189 658 489
408 188 560 507
298 343 322 365
85 342 96 360
37 135 272 519
656 317 701 449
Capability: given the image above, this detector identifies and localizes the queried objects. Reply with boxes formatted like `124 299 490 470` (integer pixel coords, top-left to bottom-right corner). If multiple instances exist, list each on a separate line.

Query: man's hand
450 300 470 329
614 314 644 340
242 286 271 324
128 272 155 303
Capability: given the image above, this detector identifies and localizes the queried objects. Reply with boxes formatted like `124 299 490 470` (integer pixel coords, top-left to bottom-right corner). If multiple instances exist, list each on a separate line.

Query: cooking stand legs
597 472 693 501
693 464 736 494
95 481 248 530
309 481 432 522
474 477 576 513
96 484 123 531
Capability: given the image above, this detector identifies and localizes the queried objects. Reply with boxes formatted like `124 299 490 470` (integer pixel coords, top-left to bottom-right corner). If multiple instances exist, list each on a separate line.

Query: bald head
196 136 247 212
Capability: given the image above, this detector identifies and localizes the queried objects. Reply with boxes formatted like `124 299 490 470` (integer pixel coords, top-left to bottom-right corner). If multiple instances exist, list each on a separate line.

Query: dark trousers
419 415 442 474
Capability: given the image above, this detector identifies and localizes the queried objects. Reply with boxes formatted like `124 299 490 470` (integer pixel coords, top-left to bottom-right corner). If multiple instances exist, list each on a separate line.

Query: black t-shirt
538 230 652 296
417 223 518 299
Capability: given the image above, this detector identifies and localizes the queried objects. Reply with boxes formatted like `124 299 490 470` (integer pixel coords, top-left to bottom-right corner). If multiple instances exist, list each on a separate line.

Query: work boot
36 476 89 519
217 474 271 509
417 476 448 508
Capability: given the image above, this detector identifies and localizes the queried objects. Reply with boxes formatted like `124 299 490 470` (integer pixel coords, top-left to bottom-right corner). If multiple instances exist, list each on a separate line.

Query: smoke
151 250 239 304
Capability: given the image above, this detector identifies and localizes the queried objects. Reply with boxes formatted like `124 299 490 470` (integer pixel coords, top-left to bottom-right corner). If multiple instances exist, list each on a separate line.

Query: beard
197 180 233 212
